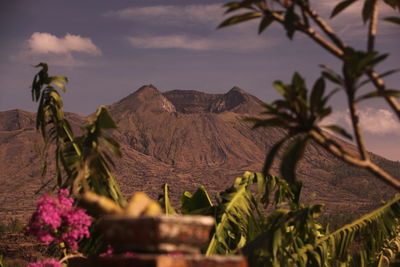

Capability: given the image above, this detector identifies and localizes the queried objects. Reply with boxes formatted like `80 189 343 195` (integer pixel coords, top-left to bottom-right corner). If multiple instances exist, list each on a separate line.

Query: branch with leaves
219 0 400 191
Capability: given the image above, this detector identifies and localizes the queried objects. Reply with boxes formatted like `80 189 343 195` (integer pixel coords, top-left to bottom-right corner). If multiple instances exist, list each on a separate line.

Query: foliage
160 172 400 266
219 0 400 190
31 63 125 207
216 1 400 265
30 63 127 257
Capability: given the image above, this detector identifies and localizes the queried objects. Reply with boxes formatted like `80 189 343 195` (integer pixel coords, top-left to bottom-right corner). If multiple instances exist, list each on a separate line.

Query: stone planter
99 215 215 254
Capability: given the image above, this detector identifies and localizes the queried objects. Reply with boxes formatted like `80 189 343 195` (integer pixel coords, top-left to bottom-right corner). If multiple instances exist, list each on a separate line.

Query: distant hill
0 85 397 221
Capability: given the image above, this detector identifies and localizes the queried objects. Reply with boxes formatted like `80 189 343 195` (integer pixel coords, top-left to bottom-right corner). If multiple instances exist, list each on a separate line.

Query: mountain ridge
0 85 397 222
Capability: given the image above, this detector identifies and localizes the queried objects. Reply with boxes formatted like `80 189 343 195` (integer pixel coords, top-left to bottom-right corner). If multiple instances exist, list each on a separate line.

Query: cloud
127 34 273 52
12 32 101 67
109 4 279 52
323 107 400 135
106 4 223 26
26 32 101 56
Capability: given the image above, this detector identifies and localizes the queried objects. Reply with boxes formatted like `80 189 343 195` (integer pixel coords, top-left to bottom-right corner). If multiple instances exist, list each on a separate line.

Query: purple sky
1 0 399 160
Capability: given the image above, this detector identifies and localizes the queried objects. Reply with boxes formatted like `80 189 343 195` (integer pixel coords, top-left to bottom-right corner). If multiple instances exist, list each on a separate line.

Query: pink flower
26 189 92 251
27 259 62 267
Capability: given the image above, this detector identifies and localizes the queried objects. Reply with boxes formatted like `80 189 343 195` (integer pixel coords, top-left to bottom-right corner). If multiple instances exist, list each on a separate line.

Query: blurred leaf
95 106 117 129
284 5 298 39
323 125 353 140
359 69 400 87
218 12 262 28
292 72 306 89
331 0 358 18
310 77 326 111
51 76 68 92
383 0 400 10
356 89 400 102
362 0 375 23
223 1 255 14
280 137 308 185
273 81 287 95
320 65 343 86
258 14 274 34
384 16 400 24
262 138 288 177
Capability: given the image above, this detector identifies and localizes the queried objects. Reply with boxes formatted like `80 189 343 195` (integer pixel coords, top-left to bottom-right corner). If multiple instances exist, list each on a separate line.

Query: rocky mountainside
0 85 397 221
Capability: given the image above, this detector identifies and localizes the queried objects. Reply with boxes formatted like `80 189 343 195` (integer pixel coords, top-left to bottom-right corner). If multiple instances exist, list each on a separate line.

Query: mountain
0 85 397 222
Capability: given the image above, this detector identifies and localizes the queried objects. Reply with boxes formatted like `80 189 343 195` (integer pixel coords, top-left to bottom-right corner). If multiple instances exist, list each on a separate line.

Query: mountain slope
0 85 397 221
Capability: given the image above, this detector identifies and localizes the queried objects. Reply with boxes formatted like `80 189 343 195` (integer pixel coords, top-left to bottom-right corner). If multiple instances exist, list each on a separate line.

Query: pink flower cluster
25 189 92 251
26 259 62 267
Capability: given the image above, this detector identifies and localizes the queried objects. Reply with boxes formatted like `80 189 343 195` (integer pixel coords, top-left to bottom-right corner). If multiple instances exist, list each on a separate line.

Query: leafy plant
31 63 125 207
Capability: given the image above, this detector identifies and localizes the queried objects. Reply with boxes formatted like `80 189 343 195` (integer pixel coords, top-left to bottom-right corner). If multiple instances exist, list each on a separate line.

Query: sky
0 0 399 160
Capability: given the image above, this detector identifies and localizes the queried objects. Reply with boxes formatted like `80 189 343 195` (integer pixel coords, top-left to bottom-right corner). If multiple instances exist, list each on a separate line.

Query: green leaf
159 184 177 215
180 186 213 215
258 14 274 34
384 16 400 25
262 138 288 177
359 69 400 87
206 174 257 255
51 76 68 92
323 124 353 140
284 5 298 39
295 194 400 265
310 77 326 110
218 12 262 28
95 106 117 129
320 65 344 86
223 1 254 14
273 81 287 95
356 89 400 102
291 72 306 89
280 137 308 185
331 0 358 18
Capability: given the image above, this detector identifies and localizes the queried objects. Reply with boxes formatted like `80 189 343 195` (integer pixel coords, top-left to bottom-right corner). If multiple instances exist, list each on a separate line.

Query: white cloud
106 4 223 25
26 32 101 56
323 107 400 135
127 34 273 52
12 32 101 67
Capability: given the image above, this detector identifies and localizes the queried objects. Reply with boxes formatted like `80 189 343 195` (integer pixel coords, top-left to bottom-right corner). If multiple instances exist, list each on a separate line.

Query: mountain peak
227 86 247 94
110 85 176 114
136 84 159 95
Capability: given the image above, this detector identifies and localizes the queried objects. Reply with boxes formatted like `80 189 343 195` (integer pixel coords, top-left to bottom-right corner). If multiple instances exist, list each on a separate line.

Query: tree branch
368 0 380 52
367 70 400 120
348 96 369 160
299 1 347 50
269 11 344 58
309 129 400 190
